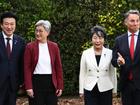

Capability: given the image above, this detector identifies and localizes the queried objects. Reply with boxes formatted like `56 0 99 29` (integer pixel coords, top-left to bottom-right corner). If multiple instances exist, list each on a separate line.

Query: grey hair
124 9 140 19
35 20 51 33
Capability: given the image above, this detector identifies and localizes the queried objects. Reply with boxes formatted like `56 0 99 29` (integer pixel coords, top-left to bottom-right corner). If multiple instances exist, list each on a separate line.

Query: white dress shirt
2 31 13 51
128 30 139 50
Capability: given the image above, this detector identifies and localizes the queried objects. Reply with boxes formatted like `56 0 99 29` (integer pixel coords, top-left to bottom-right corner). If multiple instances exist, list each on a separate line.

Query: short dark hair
0 11 17 24
124 9 140 20
90 25 107 39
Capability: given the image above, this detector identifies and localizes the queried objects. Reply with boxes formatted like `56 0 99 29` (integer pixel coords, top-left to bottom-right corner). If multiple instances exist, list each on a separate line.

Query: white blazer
79 46 117 94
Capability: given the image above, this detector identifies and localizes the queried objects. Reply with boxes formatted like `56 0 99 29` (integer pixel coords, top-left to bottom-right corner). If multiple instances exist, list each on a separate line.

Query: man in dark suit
0 12 25 105
112 10 140 105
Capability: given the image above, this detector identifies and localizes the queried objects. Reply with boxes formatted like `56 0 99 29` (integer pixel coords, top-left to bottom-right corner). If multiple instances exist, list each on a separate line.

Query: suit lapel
98 47 107 68
88 47 97 67
12 35 18 53
89 47 108 70
11 35 18 57
47 41 54 66
33 40 39 67
134 32 140 60
124 34 131 58
120 34 131 61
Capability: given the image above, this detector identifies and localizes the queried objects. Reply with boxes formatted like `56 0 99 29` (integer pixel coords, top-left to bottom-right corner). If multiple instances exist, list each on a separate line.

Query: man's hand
117 52 125 65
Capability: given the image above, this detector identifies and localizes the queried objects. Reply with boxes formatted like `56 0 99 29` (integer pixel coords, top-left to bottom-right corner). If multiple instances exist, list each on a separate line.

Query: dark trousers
0 77 16 105
121 81 140 105
84 84 112 105
29 74 58 105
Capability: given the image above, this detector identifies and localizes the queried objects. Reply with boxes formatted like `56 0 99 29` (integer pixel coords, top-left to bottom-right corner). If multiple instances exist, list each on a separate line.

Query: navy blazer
112 32 140 91
0 32 25 91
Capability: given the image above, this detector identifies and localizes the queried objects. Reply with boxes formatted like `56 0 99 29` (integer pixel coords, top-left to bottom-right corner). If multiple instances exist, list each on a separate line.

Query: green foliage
0 1 11 11
1 0 140 96
81 41 92 51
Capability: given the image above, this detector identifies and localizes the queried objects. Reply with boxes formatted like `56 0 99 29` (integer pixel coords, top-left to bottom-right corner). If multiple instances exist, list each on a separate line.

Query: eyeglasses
35 29 44 33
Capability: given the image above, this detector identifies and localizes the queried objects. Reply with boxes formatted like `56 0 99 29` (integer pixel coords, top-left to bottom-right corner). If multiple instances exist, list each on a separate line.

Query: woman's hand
26 89 34 98
79 93 84 98
56 89 62 97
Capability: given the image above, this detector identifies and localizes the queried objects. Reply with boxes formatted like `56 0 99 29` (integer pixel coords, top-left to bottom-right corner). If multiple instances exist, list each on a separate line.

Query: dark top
95 55 101 66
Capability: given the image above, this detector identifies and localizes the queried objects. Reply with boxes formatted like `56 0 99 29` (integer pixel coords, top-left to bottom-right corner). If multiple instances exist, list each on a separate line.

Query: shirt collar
2 31 13 40
128 30 139 37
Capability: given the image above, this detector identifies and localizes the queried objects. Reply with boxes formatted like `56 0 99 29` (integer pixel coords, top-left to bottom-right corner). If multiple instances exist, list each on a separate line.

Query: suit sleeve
111 38 120 67
18 38 26 87
109 64 117 93
24 44 33 90
55 44 64 90
79 51 87 94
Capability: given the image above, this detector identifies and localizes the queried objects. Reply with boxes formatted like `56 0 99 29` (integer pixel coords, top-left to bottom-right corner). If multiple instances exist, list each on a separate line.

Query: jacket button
97 70 99 72
97 76 99 78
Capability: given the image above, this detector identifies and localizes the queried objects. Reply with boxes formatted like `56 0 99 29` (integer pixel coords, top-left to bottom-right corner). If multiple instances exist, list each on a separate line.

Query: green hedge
1 0 140 95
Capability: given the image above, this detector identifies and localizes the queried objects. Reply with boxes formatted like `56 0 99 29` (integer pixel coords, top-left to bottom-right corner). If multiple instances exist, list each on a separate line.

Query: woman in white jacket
79 25 117 105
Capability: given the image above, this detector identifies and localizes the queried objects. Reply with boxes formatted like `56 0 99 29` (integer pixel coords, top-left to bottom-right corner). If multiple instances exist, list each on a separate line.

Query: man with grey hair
112 10 140 105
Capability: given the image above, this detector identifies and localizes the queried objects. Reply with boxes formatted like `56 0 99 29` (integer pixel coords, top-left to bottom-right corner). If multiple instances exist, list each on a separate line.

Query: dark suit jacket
112 32 140 91
24 40 64 90
0 32 25 91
